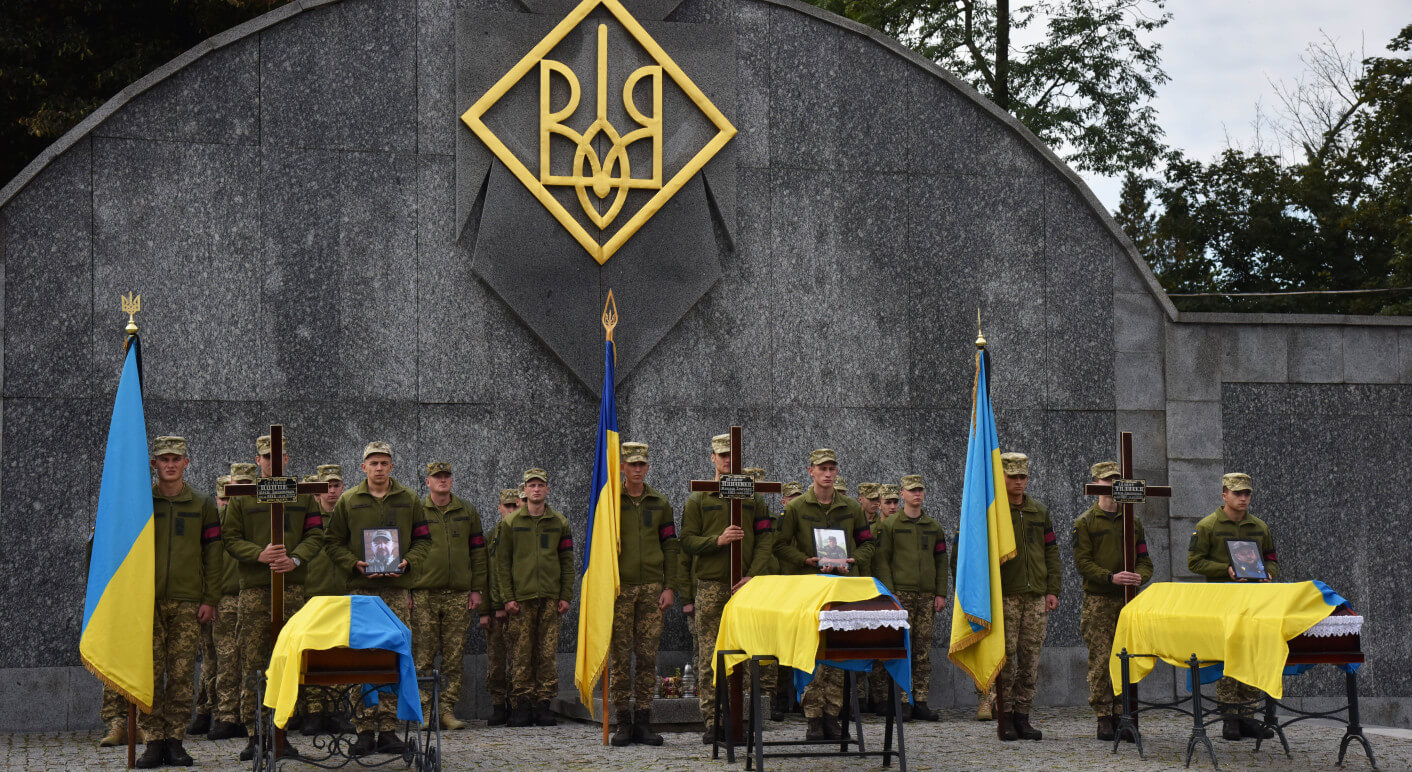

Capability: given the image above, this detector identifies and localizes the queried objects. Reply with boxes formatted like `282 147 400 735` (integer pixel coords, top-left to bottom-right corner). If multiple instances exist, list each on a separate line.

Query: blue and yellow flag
80 340 155 710
947 347 1017 691
573 334 621 715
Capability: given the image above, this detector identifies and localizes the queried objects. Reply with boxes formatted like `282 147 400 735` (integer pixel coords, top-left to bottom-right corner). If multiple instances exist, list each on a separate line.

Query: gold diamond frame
460 0 736 265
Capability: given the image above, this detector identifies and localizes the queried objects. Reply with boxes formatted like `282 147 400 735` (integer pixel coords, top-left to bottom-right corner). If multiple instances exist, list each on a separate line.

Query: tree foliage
808 0 1172 175
0 0 290 186
1118 24 1412 315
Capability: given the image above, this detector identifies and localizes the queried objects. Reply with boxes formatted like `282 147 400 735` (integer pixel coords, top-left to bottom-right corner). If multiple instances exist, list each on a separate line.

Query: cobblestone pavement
3 708 1399 770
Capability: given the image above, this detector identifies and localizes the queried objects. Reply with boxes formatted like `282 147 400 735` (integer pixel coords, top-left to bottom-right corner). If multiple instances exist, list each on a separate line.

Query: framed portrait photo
1225 538 1269 581
812 527 850 572
363 527 404 576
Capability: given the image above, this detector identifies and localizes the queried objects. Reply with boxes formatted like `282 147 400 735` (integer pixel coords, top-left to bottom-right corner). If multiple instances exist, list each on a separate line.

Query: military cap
836 477 848 494
711 433 731 455
782 481 803 497
256 434 291 456
622 442 650 464
152 436 187 458
426 461 452 476
499 488 520 506
216 474 232 497
231 462 258 477
371 531 392 543
317 464 343 481
1090 461 1120 480
362 441 392 459
517 483 526 498
523 468 549 484
1222 473 1253 492
900 474 925 490
880 484 900 501
302 474 321 483
809 448 837 466
858 482 881 500
743 467 765 481
1001 452 1029 476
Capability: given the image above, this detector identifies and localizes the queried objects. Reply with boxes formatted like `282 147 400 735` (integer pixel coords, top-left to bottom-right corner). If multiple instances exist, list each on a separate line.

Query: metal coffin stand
713 596 908 771
254 648 441 771
1112 618 1373 769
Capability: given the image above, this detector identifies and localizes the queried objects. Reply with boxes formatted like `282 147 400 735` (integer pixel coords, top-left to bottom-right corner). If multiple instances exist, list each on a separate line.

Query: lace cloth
818 609 911 631
1302 615 1363 638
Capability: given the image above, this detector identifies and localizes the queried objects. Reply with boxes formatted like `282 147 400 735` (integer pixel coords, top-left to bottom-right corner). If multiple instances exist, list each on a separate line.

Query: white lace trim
818 609 911 631
1303 615 1363 638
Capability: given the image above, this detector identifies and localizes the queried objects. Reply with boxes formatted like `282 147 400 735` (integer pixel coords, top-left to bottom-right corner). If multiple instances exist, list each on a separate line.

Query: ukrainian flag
80 339 155 710
573 336 621 716
947 346 1017 691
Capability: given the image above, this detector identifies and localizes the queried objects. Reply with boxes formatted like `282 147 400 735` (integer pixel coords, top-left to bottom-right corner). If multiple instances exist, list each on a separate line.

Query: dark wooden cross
1083 431 1172 604
222 424 328 638
687 425 782 742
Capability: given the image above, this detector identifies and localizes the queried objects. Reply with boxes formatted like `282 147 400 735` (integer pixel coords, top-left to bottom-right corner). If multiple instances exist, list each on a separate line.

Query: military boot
166 740 194 767
1013 713 1042 740
610 711 633 747
376 731 406 754
1222 717 1242 741
997 711 1019 741
976 694 994 721
134 740 166 769
487 702 509 726
769 692 785 721
98 721 126 747
238 736 260 762
351 731 377 757
701 724 719 745
912 702 939 721
506 701 533 727
632 710 663 746
440 712 466 730
186 712 211 736
534 700 557 726
1096 716 1116 741
207 719 245 740
821 714 843 740
900 702 913 722
1239 718 1274 739
805 718 827 741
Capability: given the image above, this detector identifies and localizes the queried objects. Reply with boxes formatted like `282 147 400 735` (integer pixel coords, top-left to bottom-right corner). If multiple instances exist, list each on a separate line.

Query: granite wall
1 0 1409 731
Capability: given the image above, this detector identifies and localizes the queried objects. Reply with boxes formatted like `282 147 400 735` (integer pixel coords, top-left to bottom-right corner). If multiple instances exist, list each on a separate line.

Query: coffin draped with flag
573 337 621 715
947 346 1017 691
80 339 155 710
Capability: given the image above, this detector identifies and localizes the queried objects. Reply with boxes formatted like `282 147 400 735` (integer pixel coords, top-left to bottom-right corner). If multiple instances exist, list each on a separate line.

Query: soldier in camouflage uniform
774 449 876 742
873 475 948 722
325 441 432 756
481 488 520 726
495 469 575 728
879 485 900 518
1187 472 1279 742
1073 461 1153 742
608 443 680 746
681 434 777 744
135 436 223 769
412 462 488 731
98 687 131 747
996 452 1060 742
223 434 325 760
208 465 256 741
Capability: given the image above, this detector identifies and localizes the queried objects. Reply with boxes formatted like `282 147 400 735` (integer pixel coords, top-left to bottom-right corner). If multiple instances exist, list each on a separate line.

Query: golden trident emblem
122 292 142 336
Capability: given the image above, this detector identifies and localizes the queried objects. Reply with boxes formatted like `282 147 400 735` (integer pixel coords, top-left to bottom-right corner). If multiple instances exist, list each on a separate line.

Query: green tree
1122 25 1412 315
0 0 290 186
808 0 1172 175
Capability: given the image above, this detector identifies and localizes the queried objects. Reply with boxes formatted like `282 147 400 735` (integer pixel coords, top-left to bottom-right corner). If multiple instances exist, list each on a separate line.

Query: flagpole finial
975 308 986 349
602 289 618 343
121 292 142 338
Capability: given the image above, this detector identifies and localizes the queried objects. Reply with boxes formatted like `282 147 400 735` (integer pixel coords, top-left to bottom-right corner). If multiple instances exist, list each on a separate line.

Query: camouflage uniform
1072 494 1154 718
997 481 1060 715
483 500 513 709
609 468 680 715
142 455 224 742
195 618 216 720
872 485 949 708
234 585 306 728
1187 475 1280 719
101 687 127 734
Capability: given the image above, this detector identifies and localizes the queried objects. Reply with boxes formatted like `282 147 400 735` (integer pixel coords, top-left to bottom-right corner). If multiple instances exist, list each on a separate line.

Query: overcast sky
1075 1 1408 211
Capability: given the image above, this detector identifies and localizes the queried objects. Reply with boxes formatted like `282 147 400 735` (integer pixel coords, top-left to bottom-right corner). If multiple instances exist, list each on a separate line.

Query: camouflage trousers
411 588 472 717
694 581 728 729
998 593 1047 714
139 599 202 741
212 594 242 724
1079 594 1124 717
508 597 560 704
485 615 509 704
194 621 216 716
895 591 935 705
236 585 305 730
609 583 664 713
801 666 845 719
101 686 127 727
1216 676 1264 719
855 661 889 706
350 588 410 731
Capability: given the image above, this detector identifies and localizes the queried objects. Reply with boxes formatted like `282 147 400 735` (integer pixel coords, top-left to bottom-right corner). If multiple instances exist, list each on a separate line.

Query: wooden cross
1083 431 1172 604
222 424 328 638
687 425 781 742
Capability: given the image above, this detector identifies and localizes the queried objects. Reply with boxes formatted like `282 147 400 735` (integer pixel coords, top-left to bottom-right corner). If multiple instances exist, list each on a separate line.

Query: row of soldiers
102 429 1280 767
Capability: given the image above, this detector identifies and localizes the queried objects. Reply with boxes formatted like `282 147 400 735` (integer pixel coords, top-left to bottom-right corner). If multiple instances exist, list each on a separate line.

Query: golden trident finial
975 308 987 349
122 292 142 337
602 289 618 343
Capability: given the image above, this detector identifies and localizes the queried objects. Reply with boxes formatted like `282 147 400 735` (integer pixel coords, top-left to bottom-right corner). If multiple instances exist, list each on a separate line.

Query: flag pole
122 293 141 768
976 315 1007 740
601 291 616 747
